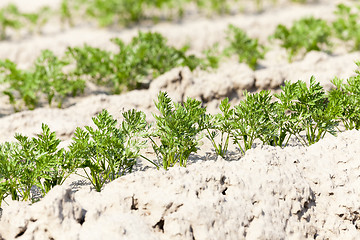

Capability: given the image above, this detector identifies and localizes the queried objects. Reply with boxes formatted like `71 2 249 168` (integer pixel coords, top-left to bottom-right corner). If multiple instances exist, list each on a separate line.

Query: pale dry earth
0 0 360 239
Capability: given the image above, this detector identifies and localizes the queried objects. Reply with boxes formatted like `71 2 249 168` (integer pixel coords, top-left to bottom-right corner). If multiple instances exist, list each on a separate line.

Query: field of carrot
1 0 360 239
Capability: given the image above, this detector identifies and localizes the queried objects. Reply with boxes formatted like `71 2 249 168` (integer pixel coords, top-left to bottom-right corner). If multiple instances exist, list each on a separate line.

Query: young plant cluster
147 92 207 170
0 0 87 40
205 65 360 155
0 4 52 40
0 0 319 41
223 2 360 68
224 24 266 70
332 3 360 51
70 0 322 27
0 50 85 110
271 4 360 61
1 68 360 206
272 16 332 61
66 0 295 27
0 20 318 112
0 31 214 110
0 109 147 206
68 32 215 94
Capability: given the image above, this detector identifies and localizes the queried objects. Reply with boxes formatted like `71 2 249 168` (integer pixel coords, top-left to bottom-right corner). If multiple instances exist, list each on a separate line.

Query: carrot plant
0 124 74 204
78 0 145 26
208 77 344 156
34 50 85 107
232 90 275 154
0 50 85 110
205 94 292 158
271 16 332 61
333 4 360 51
22 6 51 34
111 31 203 86
248 96 295 148
205 98 234 158
224 24 266 70
202 43 221 69
68 31 206 94
0 142 24 206
60 0 75 28
328 63 360 130
14 124 75 199
0 4 52 40
269 83 302 147
66 44 113 86
194 0 233 14
68 109 147 192
149 92 207 170
275 77 339 146
0 59 40 110
0 4 22 40
72 0 243 27
328 78 359 130
0 31 214 111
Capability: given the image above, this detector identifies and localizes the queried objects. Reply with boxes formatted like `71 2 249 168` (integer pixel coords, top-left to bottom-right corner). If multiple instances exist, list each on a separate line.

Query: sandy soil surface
1 0 360 239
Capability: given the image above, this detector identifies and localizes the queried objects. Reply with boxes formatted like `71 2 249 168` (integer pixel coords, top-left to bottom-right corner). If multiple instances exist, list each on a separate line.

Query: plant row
0 3 66 41
0 23 264 111
270 4 360 61
69 0 314 27
227 3 360 64
1 1 357 53
0 0 316 40
0 31 217 111
1 68 360 205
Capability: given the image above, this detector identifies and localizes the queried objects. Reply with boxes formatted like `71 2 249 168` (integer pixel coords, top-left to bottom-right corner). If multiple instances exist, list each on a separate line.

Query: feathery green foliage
22 6 51 34
0 4 22 40
328 62 360 130
225 24 266 70
272 16 332 61
149 92 207 170
68 109 147 192
232 90 275 153
68 31 206 94
275 77 339 146
0 50 85 111
0 124 73 204
0 31 213 111
333 4 360 51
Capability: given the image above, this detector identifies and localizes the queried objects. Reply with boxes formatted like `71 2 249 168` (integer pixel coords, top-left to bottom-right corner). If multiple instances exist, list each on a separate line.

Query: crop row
1 68 360 205
0 0 317 40
227 3 360 62
68 0 315 27
272 4 360 61
0 24 265 111
226 3 360 63
0 31 218 111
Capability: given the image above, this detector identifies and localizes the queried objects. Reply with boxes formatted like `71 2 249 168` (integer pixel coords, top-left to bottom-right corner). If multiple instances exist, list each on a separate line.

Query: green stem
140 154 159 169
223 133 230 157
206 128 220 156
